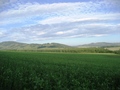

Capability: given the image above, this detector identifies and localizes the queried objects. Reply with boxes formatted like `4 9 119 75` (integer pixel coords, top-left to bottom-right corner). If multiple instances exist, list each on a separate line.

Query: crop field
0 51 120 90
106 47 120 51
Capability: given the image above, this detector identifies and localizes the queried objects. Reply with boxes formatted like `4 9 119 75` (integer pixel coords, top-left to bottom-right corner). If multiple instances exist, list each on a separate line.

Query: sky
0 0 120 45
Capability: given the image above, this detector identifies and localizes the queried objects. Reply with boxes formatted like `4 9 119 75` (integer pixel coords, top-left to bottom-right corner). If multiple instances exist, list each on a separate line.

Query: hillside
78 42 120 48
0 41 71 50
0 41 120 50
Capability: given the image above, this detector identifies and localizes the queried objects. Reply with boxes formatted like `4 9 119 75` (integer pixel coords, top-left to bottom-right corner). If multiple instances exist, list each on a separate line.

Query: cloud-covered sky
0 0 120 45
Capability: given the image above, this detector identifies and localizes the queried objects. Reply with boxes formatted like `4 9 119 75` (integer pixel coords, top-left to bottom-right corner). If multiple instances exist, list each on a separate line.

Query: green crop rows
0 51 120 90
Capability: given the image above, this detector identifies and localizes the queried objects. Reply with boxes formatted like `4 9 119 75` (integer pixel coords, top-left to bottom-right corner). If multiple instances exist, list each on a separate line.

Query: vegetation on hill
114 49 120 54
0 41 71 50
0 41 120 54
78 42 120 48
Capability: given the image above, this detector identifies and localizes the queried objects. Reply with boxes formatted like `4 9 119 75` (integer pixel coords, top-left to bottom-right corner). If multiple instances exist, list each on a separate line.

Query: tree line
6 47 114 53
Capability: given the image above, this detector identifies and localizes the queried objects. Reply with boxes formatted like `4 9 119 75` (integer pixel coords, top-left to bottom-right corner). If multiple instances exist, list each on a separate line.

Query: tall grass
0 51 120 90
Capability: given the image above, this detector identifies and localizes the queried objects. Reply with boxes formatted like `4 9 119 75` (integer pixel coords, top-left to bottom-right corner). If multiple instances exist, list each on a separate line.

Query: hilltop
77 42 120 48
0 41 120 50
0 41 71 50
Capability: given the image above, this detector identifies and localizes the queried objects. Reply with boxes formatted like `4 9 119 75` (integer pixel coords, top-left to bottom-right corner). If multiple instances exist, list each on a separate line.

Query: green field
0 51 120 90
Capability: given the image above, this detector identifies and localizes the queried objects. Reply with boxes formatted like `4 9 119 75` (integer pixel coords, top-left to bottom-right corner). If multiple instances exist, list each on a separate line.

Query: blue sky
0 0 120 45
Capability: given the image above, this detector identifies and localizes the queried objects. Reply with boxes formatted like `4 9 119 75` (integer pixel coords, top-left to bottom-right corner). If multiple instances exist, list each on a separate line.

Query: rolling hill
0 41 71 50
77 42 120 48
0 41 120 50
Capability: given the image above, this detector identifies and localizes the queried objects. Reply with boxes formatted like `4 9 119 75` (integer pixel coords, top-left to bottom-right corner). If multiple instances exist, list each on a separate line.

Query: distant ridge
0 41 120 50
0 41 71 50
77 42 120 48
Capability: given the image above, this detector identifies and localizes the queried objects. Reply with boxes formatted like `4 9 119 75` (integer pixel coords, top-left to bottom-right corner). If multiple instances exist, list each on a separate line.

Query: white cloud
0 28 7 37
1 22 119 42
0 2 80 18
104 0 120 7
0 32 3 36
56 30 74 35
0 0 17 7
0 18 25 26
29 30 46 36
39 13 120 25
0 1 120 43
0 0 10 6
0 1 119 26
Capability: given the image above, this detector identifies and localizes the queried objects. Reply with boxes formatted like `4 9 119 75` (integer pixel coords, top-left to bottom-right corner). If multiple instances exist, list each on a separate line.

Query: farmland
106 46 120 51
0 51 120 90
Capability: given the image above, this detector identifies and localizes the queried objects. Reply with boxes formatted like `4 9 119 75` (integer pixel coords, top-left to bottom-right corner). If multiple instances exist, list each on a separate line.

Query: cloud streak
0 1 119 26
1 22 119 42
0 0 120 44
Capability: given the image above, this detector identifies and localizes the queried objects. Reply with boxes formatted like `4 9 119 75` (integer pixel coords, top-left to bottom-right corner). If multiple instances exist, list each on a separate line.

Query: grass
0 51 120 90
